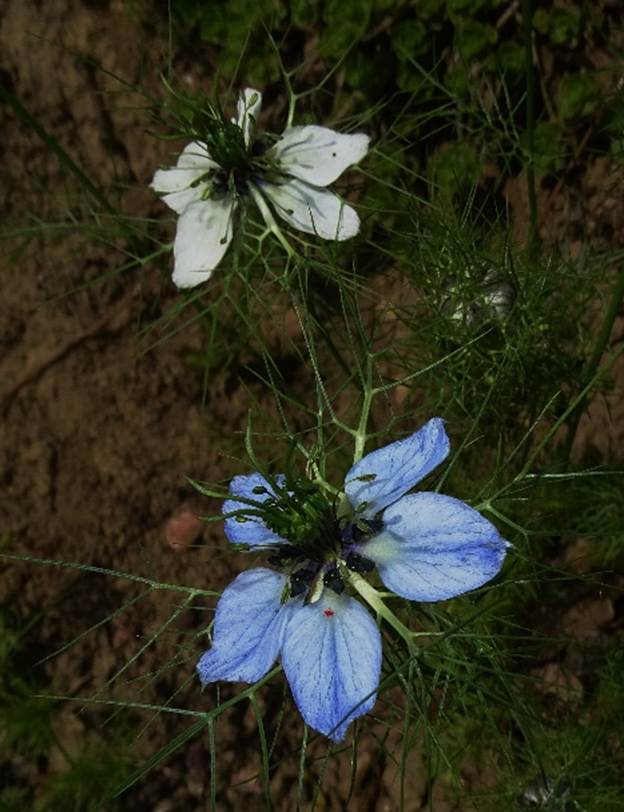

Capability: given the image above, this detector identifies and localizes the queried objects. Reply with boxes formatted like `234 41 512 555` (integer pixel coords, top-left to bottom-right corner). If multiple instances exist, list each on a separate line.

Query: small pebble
165 510 202 551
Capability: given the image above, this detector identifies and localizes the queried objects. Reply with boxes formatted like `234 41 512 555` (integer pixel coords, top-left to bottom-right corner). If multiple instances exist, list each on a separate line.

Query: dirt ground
1 1 623 811
0 2 407 808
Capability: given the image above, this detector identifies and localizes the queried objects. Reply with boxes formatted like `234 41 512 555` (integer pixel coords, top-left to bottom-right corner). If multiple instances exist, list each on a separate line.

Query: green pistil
187 108 284 201
201 117 249 173
262 484 338 561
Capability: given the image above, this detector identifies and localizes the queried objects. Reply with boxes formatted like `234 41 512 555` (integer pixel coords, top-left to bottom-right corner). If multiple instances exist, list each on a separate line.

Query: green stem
353 390 373 464
0 552 217 596
349 572 418 653
287 93 296 129
250 187 296 258
564 263 624 464
353 355 374 464
521 0 540 260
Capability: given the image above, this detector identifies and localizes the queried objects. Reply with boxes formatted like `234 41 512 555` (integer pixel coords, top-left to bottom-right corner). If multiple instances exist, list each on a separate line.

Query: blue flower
197 418 508 741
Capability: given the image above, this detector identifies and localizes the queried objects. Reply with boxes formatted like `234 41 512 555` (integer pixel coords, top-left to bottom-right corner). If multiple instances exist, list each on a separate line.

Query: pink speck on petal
323 609 335 617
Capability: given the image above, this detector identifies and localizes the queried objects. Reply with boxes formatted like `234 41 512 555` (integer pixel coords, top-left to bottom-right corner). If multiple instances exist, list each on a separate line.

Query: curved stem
353 355 374 464
287 93 297 129
349 572 438 653
249 186 296 258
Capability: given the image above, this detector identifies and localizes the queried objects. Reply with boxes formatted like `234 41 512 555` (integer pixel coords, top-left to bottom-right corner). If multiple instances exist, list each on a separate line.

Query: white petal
270 126 370 187
236 88 262 147
151 141 217 214
259 178 360 241
172 195 236 288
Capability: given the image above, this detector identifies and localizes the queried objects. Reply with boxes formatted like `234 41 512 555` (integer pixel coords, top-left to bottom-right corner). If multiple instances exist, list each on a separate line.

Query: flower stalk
348 571 417 653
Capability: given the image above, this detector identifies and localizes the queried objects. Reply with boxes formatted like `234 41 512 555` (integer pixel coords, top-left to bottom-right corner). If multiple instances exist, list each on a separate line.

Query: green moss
319 0 373 57
0 611 56 759
558 72 602 120
429 142 481 196
37 738 132 812
496 40 525 77
447 0 489 15
455 19 497 60
290 0 321 29
391 19 429 61
521 121 568 174
534 5 582 47
0 788 30 812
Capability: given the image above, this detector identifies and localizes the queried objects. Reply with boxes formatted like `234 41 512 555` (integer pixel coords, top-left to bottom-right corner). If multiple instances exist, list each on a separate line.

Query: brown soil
1 2 623 811
0 2 400 808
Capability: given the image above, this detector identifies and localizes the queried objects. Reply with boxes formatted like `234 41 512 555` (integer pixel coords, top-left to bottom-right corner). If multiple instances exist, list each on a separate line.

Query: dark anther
251 139 268 157
252 486 268 495
323 567 345 595
290 579 308 597
212 171 228 194
290 568 316 597
368 518 384 534
267 546 299 566
212 167 250 196
350 524 366 543
234 176 249 195
345 552 375 574
350 516 383 543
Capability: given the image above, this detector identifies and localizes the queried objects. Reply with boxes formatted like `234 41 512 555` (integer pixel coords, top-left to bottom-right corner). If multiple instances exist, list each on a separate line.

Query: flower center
261 481 338 559
200 137 277 199
212 166 251 196
191 109 281 199
250 481 379 601
199 115 249 174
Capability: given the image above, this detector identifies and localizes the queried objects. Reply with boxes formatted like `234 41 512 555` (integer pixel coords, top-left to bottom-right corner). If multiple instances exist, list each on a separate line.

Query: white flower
151 88 370 289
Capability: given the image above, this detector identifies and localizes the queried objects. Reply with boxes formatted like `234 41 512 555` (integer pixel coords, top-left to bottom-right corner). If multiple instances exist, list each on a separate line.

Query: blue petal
197 568 289 684
361 492 508 601
223 472 287 547
344 418 450 519
281 591 382 742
